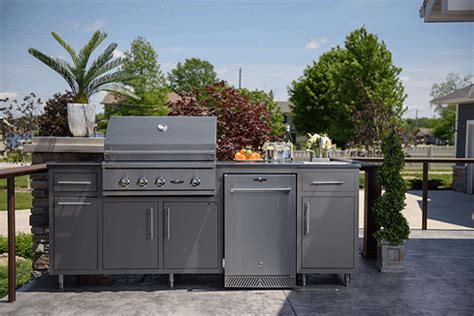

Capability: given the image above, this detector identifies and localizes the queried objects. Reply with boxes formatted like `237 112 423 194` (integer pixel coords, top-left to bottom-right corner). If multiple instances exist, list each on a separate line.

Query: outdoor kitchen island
28 117 360 290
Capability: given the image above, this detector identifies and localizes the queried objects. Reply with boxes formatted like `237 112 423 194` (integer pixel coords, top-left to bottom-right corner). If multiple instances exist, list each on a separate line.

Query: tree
289 27 406 151
335 27 406 151
0 93 42 163
118 36 169 116
430 73 472 142
38 92 74 137
238 88 285 138
372 129 410 244
28 31 134 103
289 48 353 146
168 58 218 94
169 82 271 160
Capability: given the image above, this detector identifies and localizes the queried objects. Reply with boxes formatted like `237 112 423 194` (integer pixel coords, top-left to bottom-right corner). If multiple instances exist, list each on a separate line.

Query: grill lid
104 116 217 161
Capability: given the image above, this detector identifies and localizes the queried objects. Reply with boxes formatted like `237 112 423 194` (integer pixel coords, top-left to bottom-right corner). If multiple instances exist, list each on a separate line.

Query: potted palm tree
373 128 410 272
28 31 134 137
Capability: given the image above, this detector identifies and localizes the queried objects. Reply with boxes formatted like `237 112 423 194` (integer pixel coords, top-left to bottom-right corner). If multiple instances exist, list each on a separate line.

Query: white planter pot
67 103 96 137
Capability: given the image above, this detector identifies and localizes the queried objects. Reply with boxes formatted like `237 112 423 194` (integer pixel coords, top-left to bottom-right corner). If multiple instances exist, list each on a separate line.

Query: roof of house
277 101 291 114
101 92 182 104
415 128 434 137
431 84 474 105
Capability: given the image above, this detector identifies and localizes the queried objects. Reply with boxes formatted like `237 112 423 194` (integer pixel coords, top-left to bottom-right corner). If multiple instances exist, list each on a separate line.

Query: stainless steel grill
102 116 217 196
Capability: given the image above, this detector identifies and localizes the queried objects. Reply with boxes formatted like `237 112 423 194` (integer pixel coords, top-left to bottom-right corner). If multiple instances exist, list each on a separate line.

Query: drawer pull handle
310 181 344 185
230 188 291 193
149 208 154 240
57 181 92 185
57 202 91 206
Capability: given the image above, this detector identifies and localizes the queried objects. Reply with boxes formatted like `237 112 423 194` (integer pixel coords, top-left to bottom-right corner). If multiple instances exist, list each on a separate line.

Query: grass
0 176 30 189
359 170 453 190
0 258 32 298
0 233 33 298
0 191 32 211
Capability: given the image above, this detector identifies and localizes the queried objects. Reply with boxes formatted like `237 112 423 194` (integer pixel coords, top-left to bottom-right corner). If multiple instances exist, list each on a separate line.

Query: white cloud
0 92 18 99
304 38 328 50
400 76 410 82
216 68 228 74
85 20 106 32
113 49 125 59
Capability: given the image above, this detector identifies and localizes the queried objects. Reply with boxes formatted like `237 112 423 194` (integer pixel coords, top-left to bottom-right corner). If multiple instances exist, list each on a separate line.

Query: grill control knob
137 177 148 188
119 177 130 188
155 178 166 187
190 178 201 187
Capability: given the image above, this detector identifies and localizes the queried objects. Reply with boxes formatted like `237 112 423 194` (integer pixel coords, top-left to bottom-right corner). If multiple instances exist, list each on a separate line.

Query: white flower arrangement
306 133 335 159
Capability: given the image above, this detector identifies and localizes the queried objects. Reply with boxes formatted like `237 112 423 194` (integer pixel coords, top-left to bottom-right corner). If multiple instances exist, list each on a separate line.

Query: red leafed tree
169 81 271 160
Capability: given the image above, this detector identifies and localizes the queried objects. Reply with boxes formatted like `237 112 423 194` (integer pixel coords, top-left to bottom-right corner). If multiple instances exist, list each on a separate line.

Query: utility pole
238 67 242 89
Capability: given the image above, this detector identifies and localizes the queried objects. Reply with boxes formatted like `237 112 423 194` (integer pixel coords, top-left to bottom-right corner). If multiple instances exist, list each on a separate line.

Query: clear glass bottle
283 124 293 162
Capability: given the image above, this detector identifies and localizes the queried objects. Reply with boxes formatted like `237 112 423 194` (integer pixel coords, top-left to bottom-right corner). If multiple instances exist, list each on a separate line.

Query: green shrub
0 258 32 298
372 130 410 245
407 178 446 190
0 233 34 260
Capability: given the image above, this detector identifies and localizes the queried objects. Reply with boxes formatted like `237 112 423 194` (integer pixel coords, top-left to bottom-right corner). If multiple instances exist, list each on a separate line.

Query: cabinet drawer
301 171 355 193
54 173 97 192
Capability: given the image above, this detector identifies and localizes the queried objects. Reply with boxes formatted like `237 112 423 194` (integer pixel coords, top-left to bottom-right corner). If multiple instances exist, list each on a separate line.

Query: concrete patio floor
1 231 473 315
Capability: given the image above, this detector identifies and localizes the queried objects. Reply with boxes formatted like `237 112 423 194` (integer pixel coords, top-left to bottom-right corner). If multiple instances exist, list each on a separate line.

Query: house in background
432 84 474 193
277 101 300 144
419 0 474 22
414 128 451 145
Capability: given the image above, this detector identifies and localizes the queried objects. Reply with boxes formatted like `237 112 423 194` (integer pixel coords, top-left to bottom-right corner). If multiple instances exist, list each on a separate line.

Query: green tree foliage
430 73 472 143
119 36 169 116
335 27 406 150
28 31 134 103
289 48 353 146
168 58 218 94
289 27 406 151
238 88 285 137
433 104 455 142
372 129 410 244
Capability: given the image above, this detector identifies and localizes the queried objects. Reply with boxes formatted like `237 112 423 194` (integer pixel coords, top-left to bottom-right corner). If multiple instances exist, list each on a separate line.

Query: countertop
216 161 361 169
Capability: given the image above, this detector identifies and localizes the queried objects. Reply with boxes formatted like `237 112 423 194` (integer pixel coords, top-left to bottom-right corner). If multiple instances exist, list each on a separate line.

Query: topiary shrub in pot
28 31 135 137
372 128 410 272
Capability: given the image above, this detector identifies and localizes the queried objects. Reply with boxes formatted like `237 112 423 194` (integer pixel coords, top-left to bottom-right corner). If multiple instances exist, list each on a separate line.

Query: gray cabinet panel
54 172 98 192
302 197 354 269
301 171 355 193
103 202 158 269
163 202 218 269
54 197 98 270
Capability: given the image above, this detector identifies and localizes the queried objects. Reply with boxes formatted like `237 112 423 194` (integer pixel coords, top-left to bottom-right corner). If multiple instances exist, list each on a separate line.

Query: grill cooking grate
224 276 295 288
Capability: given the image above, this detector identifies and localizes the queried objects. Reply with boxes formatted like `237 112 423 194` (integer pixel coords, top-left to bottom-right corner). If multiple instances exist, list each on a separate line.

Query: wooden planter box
376 240 406 273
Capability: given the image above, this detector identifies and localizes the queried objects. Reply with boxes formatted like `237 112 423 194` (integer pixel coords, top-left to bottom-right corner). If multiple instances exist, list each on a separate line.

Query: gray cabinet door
54 197 98 270
302 197 354 269
103 202 158 269
163 202 218 269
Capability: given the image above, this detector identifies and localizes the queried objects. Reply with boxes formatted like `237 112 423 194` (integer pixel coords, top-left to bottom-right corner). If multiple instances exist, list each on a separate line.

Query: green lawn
359 170 453 190
0 176 30 189
0 191 32 211
0 258 32 298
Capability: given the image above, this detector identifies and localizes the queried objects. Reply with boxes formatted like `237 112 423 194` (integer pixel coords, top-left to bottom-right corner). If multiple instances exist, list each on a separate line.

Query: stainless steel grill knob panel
155 178 166 187
119 177 130 188
191 178 201 187
137 177 148 187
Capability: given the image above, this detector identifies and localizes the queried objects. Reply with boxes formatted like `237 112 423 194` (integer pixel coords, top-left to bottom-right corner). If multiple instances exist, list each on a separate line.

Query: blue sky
1 0 473 117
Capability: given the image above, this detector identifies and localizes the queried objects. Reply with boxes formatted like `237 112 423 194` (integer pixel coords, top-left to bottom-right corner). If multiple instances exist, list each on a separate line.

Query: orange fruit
254 153 261 160
240 149 246 154
234 152 246 160
248 153 259 160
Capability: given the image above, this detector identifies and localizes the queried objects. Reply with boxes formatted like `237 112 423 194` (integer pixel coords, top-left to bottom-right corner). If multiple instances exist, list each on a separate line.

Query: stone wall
452 166 467 193
30 152 102 278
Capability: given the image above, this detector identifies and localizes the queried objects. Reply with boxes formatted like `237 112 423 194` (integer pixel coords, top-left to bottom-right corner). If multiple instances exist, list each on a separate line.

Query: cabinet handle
149 208 154 240
57 181 92 185
310 181 344 185
167 207 171 240
304 202 310 235
230 188 292 193
57 202 91 206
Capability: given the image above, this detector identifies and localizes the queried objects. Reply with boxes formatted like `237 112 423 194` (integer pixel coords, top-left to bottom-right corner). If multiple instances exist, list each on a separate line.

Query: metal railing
332 157 474 258
1 164 48 302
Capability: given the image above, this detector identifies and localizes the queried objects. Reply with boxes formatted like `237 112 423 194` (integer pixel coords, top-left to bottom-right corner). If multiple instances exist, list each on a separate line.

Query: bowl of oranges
234 148 262 161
